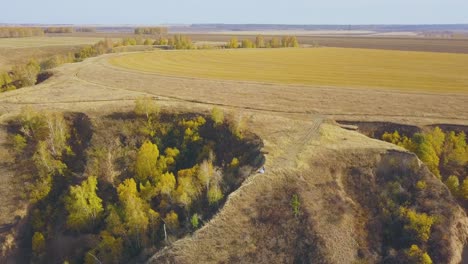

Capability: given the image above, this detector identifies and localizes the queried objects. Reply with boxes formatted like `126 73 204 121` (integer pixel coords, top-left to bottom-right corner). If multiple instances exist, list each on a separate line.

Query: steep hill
149 123 468 263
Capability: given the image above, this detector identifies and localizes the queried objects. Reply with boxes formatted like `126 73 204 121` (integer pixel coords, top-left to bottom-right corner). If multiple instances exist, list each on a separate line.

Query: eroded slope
149 124 468 264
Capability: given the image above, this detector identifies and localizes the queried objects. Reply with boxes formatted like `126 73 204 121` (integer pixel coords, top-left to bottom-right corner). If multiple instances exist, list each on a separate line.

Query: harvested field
0 37 110 71
0 37 107 48
109 48 468 93
187 34 468 54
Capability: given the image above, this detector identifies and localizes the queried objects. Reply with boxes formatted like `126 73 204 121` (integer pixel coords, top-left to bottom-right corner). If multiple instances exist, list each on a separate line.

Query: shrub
32 232 45 256
399 207 435 242
291 194 301 218
211 107 224 126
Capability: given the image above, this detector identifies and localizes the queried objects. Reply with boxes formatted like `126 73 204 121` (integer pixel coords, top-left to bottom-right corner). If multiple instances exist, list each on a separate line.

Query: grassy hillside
109 48 468 93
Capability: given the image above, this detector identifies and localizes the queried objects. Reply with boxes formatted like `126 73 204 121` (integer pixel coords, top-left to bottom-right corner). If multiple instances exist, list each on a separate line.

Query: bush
211 107 224 126
400 207 435 242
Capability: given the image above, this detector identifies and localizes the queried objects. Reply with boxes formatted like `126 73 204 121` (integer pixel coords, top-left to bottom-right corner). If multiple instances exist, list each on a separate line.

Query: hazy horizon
2 0 468 25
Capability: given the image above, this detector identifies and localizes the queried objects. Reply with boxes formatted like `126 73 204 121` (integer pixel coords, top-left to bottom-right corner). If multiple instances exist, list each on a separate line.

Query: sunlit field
110 48 468 93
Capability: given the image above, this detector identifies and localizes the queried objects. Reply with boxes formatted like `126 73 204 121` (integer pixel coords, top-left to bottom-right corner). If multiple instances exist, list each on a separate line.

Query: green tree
191 214 199 229
65 176 103 230
291 194 301 217
211 107 224 126
445 175 460 196
135 141 160 183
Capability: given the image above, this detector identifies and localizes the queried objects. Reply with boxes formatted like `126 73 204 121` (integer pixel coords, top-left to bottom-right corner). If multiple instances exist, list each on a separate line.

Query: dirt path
274 115 324 168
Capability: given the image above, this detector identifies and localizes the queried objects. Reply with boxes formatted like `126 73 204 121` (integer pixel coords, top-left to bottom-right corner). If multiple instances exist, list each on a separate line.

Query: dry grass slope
109 48 468 93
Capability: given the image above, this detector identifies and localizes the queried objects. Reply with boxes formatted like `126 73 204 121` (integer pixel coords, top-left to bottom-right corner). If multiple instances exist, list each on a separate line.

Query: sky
2 0 468 25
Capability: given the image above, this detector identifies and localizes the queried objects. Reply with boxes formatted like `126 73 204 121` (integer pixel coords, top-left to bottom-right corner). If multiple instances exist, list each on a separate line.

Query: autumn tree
65 176 104 231
117 178 150 248
406 244 433 264
156 172 176 198
197 159 214 191
227 37 239 48
442 131 468 166
0 72 15 92
12 59 41 87
461 177 468 200
84 231 123 264
241 39 254 48
211 107 224 126
44 112 70 157
399 207 435 242
426 127 445 156
445 175 460 196
30 140 66 202
413 133 440 177
255 35 265 48
269 37 281 48
134 97 159 121
32 232 45 256
175 166 201 208
164 210 179 230
207 184 223 205
135 140 160 183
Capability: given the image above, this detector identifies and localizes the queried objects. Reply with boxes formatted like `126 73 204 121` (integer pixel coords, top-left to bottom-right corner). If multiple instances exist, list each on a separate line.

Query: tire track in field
275 115 324 168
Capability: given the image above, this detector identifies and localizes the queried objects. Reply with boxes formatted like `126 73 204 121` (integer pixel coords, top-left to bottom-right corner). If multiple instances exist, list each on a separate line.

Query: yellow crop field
109 48 468 93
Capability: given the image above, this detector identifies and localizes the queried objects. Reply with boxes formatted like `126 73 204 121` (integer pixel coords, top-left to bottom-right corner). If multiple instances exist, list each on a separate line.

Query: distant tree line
226 35 299 49
44 27 74 34
0 27 44 38
75 27 96 33
0 27 97 38
134 27 168 35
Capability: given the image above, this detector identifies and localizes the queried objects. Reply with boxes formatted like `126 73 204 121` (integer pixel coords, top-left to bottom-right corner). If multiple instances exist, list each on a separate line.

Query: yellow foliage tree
164 210 179 230
445 175 460 197
227 37 239 48
32 232 45 256
65 176 103 231
407 244 433 264
211 107 224 126
399 207 435 242
135 141 160 183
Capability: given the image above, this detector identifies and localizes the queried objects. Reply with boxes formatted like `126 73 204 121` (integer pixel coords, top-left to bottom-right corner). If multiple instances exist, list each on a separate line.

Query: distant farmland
109 48 468 93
